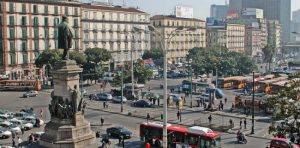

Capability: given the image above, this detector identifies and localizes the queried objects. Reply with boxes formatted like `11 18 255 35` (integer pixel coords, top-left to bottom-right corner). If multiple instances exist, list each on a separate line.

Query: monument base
39 113 95 148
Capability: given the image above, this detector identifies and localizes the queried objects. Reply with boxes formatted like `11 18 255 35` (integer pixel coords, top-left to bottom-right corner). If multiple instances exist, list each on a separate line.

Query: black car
133 99 152 107
106 127 132 139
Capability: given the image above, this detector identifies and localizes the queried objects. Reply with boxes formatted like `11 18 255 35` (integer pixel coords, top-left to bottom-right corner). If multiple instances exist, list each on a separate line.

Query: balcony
92 28 98 33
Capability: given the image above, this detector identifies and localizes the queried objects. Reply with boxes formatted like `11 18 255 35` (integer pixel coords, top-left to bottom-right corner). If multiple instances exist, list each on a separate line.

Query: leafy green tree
142 49 163 60
35 49 62 68
187 47 256 76
83 48 112 83
69 50 87 65
262 44 276 72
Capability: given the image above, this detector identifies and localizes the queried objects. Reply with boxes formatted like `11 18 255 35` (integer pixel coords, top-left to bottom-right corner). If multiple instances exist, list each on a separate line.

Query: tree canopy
84 48 112 64
186 47 256 76
142 49 163 60
69 50 87 65
35 49 62 68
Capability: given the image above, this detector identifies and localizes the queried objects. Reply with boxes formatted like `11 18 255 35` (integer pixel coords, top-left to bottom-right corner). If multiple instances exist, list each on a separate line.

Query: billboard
206 17 227 26
175 5 193 19
242 8 263 19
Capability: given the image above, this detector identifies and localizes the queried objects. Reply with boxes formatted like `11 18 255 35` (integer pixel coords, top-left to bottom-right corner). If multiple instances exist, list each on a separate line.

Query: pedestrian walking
240 120 242 129
218 104 221 111
208 115 212 125
221 103 224 110
148 86 151 92
103 102 106 108
244 119 247 129
147 113 150 122
89 94 92 100
12 137 16 147
21 125 25 135
177 111 180 120
40 109 43 118
160 114 163 120
17 137 22 148
158 98 160 106
229 119 233 128
225 97 227 104
101 117 104 126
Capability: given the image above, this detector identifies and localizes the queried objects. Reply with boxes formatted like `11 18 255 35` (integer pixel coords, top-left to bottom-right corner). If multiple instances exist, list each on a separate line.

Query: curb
86 106 271 140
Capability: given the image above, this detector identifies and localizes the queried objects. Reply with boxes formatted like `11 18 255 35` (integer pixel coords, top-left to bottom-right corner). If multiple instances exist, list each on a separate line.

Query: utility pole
251 71 255 134
131 35 135 100
189 59 193 108
121 67 124 112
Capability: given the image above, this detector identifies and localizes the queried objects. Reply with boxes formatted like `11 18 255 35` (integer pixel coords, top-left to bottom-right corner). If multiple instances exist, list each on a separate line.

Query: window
21 4 26 13
44 17 48 26
117 13 120 21
23 54 28 64
94 33 97 41
21 41 27 51
44 29 49 38
21 16 26 26
9 16 14 26
34 29 38 39
75 40 79 49
93 12 97 19
33 17 38 26
74 19 78 27
65 7 68 15
33 5 38 13
9 3 13 13
74 8 78 16
124 14 127 21
109 13 112 20
9 41 14 52
74 29 78 38
9 28 14 39
54 29 58 39
10 53 15 65
44 5 48 14
54 18 59 26
84 11 88 19
54 6 58 15
22 28 26 38
34 40 38 51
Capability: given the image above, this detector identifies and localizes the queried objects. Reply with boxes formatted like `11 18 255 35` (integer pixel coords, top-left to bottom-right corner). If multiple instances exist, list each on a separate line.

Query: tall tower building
210 4 229 19
229 0 291 43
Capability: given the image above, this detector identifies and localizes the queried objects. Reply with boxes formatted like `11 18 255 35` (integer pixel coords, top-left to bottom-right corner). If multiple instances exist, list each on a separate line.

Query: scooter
236 135 247 144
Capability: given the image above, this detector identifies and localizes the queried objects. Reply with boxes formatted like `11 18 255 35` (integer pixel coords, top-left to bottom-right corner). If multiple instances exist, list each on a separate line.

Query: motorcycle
236 135 247 144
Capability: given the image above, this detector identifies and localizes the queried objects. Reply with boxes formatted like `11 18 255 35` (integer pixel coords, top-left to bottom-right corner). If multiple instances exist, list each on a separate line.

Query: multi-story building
245 27 263 57
226 24 245 52
81 2 150 69
228 0 291 43
267 20 281 54
0 0 82 79
210 4 229 19
150 15 206 64
291 10 300 42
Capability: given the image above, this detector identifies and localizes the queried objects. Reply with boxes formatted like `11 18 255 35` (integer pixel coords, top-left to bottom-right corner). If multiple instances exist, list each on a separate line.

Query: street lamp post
251 71 255 134
148 25 197 148
189 59 193 108
121 66 124 112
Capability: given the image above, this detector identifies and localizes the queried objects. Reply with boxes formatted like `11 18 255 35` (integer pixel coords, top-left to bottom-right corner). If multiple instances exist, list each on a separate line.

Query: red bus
140 122 221 148
0 80 41 91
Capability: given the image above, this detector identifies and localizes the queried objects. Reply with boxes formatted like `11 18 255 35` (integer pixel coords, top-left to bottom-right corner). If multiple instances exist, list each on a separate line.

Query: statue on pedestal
58 15 74 60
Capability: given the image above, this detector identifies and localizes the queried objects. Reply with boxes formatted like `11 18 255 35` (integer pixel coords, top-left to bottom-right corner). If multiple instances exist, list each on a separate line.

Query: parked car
20 108 36 117
270 138 299 148
14 112 30 120
0 127 12 138
22 121 34 130
2 112 14 119
10 118 23 126
23 116 37 125
7 124 21 134
106 127 132 139
0 115 9 121
169 94 182 102
133 99 152 107
97 93 113 101
23 91 38 98
112 96 127 103
199 93 210 102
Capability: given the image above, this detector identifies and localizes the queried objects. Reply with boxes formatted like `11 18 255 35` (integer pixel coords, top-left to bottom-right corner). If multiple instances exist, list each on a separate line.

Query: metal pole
251 71 255 134
162 34 168 148
190 62 193 108
121 67 124 112
131 35 135 100
216 69 218 89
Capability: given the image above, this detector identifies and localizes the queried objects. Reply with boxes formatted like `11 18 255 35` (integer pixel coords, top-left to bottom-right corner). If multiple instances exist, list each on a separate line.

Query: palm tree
262 45 276 72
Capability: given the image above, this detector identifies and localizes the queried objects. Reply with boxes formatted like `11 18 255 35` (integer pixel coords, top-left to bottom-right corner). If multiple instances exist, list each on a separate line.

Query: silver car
23 91 38 98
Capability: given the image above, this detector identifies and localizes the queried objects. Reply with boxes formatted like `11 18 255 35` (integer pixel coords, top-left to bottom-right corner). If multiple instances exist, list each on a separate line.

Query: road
86 109 270 148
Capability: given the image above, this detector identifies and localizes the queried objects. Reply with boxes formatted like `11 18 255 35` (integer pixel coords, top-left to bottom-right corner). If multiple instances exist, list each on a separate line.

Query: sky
89 0 300 20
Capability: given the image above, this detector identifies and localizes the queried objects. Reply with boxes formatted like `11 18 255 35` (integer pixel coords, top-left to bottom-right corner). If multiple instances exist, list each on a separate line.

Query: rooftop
150 15 205 22
82 3 147 14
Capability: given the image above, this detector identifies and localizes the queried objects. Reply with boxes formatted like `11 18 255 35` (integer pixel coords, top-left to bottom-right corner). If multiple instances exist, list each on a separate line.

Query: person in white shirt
17 137 22 147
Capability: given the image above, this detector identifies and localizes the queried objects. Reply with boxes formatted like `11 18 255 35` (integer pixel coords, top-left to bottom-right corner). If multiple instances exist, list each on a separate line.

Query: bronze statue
58 15 74 60
70 85 80 112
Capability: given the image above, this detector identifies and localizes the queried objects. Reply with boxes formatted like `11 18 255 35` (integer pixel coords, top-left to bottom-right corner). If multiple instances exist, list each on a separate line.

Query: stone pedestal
40 60 95 148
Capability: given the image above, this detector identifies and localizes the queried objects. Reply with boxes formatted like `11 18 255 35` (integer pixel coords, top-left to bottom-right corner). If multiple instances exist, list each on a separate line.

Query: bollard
146 143 150 148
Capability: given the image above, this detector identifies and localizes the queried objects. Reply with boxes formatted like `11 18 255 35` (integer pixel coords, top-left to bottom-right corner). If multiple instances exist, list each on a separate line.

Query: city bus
140 122 221 148
0 80 41 91
217 76 244 88
256 76 288 93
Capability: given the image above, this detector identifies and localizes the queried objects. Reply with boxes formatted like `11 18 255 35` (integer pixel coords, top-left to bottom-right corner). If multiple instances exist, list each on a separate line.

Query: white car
23 122 34 130
10 118 23 126
0 121 12 127
0 115 9 120
23 116 36 125
3 112 14 119
8 124 21 134
169 94 182 102
23 91 38 98
112 96 127 103
0 127 12 138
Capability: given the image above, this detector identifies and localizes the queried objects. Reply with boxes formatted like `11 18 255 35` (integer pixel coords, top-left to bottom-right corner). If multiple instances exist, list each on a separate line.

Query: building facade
226 24 245 52
228 0 290 43
267 20 281 54
210 4 229 19
150 15 206 64
81 2 150 69
0 0 82 79
206 28 227 48
291 10 300 42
